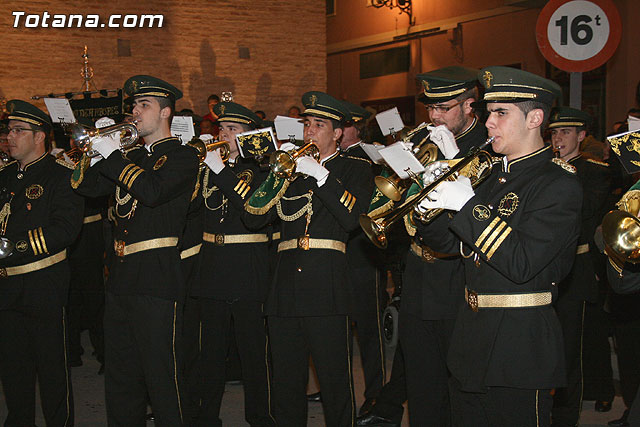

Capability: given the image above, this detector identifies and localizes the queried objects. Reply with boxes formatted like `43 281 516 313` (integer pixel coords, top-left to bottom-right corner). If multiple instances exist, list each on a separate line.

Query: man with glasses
0 100 84 427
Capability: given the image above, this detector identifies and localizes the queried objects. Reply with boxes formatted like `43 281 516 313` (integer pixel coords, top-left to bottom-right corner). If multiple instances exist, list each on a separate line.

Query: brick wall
0 1 326 121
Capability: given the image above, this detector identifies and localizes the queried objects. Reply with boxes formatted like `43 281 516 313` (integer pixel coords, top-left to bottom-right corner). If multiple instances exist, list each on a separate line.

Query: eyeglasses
7 127 38 135
425 100 463 114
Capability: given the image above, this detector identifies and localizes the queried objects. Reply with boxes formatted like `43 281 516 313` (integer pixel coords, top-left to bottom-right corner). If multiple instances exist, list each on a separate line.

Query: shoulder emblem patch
551 157 576 174
26 184 44 199
498 192 519 217
237 169 254 184
472 205 491 221
153 155 168 170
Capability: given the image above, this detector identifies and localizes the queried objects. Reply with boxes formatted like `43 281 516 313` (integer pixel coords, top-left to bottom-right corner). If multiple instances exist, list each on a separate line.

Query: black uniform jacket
418 145 582 391
341 143 382 314
74 138 199 302
558 155 610 302
405 117 488 320
244 152 374 317
0 155 84 311
195 157 270 302
69 195 107 262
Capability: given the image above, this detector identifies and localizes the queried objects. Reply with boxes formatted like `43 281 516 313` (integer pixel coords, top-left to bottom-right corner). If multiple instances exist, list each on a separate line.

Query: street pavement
0 332 628 426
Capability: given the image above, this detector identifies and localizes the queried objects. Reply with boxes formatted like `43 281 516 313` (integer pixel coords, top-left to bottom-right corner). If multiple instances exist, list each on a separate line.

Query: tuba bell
360 137 495 249
269 141 320 180
66 121 139 158
187 137 230 163
602 186 640 265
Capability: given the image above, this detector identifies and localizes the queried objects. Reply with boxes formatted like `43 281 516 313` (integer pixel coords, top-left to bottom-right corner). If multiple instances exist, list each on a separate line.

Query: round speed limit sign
536 0 621 72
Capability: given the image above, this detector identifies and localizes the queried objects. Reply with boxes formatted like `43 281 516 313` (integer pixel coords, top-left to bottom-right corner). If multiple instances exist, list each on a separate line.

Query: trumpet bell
270 150 297 178
374 175 405 202
269 142 320 180
67 122 139 158
0 237 14 259
602 209 640 264
359 214 388 249
187 138 230 163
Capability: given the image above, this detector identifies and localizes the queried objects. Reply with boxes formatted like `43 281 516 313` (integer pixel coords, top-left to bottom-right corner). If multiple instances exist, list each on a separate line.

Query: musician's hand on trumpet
296 155 329 187
88 117 121 161
416 175 474 213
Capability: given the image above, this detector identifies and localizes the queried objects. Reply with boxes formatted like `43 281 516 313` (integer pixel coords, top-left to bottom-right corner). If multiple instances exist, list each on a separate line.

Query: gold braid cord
277 191 313 222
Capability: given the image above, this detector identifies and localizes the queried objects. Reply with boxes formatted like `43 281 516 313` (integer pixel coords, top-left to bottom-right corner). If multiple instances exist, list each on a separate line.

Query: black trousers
552 299 585 426
582 300 614 401
269 315 355 427
449 376 553 427
368 343 406 421
0 307 74 427
615 318 640 408
104 292 184 427
350 269 387 402
67 258 105 364
399 312 454 427
183 297 273 427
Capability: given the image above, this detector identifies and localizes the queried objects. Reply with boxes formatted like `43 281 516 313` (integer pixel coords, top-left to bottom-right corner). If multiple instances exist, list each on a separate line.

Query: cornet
66 121 139 158
187 138 230 163
375 141 439 201
269 142 320 180
602 184 640 265
360 137 495 249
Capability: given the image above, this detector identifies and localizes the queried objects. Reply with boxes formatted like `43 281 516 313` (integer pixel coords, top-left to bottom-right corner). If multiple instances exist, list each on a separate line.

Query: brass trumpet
269 142 320 180
375 142 439 201
360 137 495 249
602 187 640 265
187 138 230 163
55 146 83 164
67 121 139 158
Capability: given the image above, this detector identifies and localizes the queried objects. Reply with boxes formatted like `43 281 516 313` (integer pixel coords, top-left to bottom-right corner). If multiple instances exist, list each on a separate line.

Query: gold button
17 173 23 179
498 177 506 184
123 229 128 235
297 268 302 272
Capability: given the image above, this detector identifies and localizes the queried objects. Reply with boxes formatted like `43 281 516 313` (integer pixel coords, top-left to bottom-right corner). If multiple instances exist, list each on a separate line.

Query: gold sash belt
410 241 458 263
202 232 269 246
0 250 67 278
83 213 103 224
180 243 202 260
576 243 589 255
114 237 178 257
277 237 346 254
465 287 552 312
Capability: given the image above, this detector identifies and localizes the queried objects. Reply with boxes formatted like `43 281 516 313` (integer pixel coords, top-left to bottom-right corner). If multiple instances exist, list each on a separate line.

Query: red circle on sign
536 0 621 72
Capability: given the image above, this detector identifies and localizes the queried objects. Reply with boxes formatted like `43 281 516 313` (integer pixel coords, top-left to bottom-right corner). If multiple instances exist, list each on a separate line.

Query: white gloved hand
428 125 459 160
296 156 330 187
200 133 214 143
279 142 297 152
422 161 451 187
417 176 474 212
204 149 226 174
90 117 119 158
95 117 116 129
91 135 120 159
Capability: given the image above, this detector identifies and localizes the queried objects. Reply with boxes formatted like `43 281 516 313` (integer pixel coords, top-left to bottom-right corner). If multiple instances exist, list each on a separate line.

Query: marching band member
72 75 199 426
244 91 373 426
0 100 83 426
